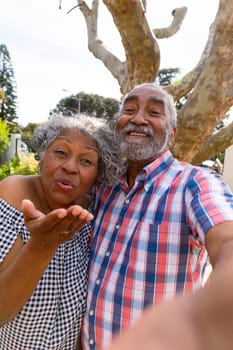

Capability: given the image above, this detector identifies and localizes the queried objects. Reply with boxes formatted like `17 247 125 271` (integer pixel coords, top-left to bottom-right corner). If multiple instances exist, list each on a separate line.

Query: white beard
118 126 171 161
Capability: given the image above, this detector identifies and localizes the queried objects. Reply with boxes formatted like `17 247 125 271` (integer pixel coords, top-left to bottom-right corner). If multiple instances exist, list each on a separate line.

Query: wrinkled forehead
125 85 168 104
57 128 98 147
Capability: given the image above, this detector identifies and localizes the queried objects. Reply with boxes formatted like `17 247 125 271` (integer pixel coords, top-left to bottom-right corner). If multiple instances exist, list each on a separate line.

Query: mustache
120 124 155 137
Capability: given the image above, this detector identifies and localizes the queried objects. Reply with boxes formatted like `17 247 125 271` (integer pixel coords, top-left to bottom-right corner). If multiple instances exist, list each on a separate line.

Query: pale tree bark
192 122 233 165
172 0 233 162
66 0 233 163
152 7 187 39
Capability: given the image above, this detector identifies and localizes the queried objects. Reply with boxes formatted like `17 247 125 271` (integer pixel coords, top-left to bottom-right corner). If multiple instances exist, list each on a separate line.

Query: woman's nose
62 158 79 174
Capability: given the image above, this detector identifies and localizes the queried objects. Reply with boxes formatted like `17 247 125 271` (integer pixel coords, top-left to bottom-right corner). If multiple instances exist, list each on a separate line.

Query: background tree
52 68 180 121
156 68 180 87
0 44 18 131
0 119 9 153
21 122 40 152
61 0 233 164
51 91 120 123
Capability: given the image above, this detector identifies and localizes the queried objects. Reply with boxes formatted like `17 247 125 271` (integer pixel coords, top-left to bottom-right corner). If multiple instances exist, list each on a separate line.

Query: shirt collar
120 150 174 191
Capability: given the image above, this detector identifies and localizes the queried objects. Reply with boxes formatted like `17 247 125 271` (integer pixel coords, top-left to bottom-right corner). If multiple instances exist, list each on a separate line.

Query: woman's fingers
22 199 44 221
58 206 94 234
22 201 93 243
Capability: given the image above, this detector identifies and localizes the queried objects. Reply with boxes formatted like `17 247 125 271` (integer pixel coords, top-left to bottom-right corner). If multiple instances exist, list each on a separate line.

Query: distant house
0 133 28 165
20 140 29 156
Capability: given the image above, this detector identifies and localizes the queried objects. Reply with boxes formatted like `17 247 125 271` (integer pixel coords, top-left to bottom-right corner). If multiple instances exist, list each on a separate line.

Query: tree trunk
74 0 233 163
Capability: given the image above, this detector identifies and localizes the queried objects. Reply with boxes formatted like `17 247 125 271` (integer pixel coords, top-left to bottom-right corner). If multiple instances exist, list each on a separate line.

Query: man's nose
131 110 148 124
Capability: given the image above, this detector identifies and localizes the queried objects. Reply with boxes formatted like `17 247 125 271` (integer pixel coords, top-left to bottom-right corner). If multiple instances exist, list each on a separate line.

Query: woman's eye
54 149 67 156
81 158 93 165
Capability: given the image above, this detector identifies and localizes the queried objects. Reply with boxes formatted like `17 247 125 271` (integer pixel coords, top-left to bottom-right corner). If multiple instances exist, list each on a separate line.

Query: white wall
0 133 21 165
223 145 233 192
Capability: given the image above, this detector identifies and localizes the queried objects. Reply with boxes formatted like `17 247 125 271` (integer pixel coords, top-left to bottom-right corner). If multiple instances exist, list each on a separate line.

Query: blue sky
1 0 219 126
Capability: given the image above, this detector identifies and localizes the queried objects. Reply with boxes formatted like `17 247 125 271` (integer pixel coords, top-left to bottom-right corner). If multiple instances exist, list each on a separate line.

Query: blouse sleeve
0 199 28 264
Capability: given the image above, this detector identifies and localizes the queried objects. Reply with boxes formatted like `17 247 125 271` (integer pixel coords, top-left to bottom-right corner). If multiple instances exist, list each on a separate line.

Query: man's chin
121 146 168 162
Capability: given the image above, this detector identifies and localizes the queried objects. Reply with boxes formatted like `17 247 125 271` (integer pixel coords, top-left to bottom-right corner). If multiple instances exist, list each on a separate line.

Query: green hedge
0 153 39 180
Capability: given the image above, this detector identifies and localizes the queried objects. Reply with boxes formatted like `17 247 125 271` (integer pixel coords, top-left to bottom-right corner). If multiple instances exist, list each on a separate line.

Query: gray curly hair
31 113 125 185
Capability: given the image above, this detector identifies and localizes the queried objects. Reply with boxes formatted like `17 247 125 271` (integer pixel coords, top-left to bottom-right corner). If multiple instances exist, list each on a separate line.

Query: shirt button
145 184 149 191
96 279 100 285
106 251 110 257
125 199 130 204
89 339 94 345
116 224 120 229
89 310 94 316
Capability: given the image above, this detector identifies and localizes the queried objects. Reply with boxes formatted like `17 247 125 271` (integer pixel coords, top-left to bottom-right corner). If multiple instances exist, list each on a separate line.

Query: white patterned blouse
0 198 91 350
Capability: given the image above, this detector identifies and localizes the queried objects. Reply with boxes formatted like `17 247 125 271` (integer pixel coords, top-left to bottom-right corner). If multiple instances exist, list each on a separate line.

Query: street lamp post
77 97 82 114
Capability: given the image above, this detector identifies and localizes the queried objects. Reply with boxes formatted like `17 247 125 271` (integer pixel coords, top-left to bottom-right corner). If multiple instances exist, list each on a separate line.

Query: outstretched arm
105 240 233 350
0 199 93 326
22 199 93 247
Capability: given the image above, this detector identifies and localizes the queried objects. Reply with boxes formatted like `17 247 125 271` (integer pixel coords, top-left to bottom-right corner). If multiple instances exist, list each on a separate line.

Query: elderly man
82 83 233 350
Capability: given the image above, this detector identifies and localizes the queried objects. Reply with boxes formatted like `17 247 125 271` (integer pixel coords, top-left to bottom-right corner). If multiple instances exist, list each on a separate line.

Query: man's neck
127 159 151 189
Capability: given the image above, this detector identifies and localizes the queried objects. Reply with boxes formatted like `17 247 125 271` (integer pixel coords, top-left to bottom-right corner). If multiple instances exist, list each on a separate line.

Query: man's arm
105 222 233 350
205 221 233 267
105 249 233 350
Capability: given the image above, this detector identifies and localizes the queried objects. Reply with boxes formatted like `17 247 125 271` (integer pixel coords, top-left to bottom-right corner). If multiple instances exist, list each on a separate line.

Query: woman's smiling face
39 128 99 210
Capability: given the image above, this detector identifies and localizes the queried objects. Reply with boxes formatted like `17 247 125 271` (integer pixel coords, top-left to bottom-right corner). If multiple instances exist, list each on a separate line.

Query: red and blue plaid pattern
83 151 233 350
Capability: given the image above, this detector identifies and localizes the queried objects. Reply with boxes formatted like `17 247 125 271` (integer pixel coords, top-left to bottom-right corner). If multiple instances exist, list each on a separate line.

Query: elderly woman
0 113 123 350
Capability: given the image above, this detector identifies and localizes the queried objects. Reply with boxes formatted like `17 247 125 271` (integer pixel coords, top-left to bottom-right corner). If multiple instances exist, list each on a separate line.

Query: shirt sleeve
185 169 233 243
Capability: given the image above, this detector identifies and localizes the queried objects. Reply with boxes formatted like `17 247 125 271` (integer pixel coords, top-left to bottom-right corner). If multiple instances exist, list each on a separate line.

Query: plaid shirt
82 151 233 350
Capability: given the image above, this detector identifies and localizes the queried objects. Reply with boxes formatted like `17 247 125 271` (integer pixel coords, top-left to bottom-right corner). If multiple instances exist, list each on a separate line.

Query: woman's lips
56 179 75 191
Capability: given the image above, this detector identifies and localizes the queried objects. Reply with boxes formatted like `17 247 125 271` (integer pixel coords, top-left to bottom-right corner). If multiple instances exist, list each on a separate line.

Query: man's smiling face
116 85 175 163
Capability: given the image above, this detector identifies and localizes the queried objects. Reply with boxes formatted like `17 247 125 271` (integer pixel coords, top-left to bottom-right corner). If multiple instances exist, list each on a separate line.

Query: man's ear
169 127 176 148
173 127 176 139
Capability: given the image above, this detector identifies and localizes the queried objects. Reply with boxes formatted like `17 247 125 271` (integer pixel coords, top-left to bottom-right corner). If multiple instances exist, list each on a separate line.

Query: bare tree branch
103 0 160 93
165 21 216 101
172 0 233 161
153 7 187 39
77 0 125 85
63 0 233 163
192 122 233 164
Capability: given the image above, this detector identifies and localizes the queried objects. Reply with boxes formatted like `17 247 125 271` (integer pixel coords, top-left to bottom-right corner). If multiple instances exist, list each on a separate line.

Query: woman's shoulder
0 175 39 209
0 174 29 190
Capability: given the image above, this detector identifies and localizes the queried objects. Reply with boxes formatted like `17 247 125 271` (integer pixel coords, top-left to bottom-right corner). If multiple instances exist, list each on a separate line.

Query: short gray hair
31 113 125 185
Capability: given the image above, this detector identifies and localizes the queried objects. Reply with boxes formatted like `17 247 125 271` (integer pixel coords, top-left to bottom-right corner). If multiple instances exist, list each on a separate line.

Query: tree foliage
21 122 40 152
0 119 9 152
0 154 39 180
61 0 233 164
0 44 18 129
51 91 120 123
51 68 179 126
156 68 180 87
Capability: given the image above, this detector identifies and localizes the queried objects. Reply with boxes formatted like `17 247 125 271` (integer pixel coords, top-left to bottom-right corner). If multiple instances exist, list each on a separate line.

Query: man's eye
150 110 162 116
123 107 135 114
